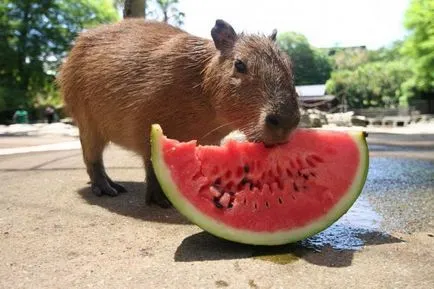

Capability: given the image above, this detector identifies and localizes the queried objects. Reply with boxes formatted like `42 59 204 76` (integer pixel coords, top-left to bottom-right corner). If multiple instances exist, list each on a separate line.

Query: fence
352 107 417 118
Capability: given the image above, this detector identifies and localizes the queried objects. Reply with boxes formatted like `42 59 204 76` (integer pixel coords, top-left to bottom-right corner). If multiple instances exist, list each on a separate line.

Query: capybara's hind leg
79 128 126 197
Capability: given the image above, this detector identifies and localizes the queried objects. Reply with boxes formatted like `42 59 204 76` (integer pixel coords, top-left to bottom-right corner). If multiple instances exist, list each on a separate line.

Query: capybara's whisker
200 120 242 141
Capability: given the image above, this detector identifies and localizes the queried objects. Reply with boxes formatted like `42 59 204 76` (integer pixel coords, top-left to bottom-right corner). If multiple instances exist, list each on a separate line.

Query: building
296 84 337 111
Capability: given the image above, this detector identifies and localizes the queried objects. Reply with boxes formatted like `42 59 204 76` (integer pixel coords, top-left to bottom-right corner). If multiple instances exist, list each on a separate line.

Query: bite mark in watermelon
150 124 369 245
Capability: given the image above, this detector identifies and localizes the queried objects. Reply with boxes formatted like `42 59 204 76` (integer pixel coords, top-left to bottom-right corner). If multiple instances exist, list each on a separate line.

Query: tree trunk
17 0 31 93
123 0 146 18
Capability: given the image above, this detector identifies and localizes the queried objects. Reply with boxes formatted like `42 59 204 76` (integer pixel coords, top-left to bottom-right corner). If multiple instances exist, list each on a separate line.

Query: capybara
57 19 300 207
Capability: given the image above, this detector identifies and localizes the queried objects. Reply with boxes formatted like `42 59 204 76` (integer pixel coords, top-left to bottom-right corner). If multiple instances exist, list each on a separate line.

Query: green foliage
401 0 434 96
326 60 412 108
0 87 29 112
0 0 119 113
277 32 332 85
368 40 404 62
330 47 370 71
327 41 404 72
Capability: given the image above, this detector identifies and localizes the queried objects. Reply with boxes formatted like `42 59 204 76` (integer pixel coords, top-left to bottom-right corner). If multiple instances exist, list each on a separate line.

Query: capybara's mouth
257 127 297 148
246 134 291 148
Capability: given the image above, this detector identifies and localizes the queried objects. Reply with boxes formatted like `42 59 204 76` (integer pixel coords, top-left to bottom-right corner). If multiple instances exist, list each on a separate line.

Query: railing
352 107 416 118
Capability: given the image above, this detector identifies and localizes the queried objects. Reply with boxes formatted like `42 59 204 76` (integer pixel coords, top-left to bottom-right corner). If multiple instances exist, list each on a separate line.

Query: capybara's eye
234 59 247 74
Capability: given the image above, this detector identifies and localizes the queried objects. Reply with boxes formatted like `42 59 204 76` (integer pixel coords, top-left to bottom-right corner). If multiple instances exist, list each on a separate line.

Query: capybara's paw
107 179 127 194
145 181 172 208
151 190 172 209
91 182 119 197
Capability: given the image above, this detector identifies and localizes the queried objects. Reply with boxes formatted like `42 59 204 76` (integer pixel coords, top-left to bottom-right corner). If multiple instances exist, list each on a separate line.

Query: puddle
252 195 385 265
301 195 383 251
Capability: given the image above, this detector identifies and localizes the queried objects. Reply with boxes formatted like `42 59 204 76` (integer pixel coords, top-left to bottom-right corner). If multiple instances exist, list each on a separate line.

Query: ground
0 129 433 289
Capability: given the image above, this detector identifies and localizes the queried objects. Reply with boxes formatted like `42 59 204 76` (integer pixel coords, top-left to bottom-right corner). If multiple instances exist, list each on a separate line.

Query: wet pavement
300 147 434 251
0 132 433 288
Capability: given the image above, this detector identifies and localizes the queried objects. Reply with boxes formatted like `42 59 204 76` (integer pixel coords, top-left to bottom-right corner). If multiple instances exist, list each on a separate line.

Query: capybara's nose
265 113 299 131
264 112 300 145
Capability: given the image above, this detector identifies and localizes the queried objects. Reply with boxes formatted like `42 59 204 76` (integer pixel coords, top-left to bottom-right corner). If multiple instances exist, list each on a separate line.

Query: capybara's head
204 19 300 146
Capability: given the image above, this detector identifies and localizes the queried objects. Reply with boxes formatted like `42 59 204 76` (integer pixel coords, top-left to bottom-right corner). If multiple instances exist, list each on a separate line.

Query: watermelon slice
150 124 369 245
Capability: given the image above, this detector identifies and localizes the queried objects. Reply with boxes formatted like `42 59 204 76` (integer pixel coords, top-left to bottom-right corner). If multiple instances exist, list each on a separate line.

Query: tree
401 0 434 96
0 0 119 112
123 0 146 18
326 60 412 108
277 32 332 85
368 40 404 62
121 0 185 27
147 0 184 26
330 47 370 71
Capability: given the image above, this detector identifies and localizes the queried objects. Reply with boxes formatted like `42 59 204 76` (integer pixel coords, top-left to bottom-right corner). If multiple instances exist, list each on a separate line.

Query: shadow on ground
174 228 404 268
78 181 189 225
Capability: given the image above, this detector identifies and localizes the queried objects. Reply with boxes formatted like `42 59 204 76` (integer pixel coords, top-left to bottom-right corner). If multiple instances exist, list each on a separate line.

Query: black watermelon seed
243 165 250 173
286 169 293 178
213 197 223 208
293 183 299 192
306 157 316 168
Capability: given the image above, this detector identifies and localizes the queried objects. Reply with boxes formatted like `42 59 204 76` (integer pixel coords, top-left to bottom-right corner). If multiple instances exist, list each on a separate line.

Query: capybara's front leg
144 158 171 208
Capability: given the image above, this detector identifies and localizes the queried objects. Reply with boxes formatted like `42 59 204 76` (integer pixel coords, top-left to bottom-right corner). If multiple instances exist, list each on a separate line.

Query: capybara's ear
270 29 277 42
211 19 237 54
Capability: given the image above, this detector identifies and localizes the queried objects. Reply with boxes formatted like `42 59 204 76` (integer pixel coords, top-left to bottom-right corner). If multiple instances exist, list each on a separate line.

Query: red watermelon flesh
151 124 369 245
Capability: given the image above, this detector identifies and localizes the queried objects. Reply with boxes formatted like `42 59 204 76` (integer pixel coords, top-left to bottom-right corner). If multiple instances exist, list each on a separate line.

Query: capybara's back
59 19 186 156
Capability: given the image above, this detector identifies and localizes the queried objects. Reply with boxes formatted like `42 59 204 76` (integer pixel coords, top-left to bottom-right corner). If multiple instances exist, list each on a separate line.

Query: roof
296 84 326 97
296 84 336 102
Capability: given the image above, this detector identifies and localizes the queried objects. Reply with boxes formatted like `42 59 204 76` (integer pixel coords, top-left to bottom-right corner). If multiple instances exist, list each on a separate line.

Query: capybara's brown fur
57 18 300 207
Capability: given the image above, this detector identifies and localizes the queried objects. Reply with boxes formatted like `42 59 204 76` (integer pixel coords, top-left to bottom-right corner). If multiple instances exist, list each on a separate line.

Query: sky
176 0 411 49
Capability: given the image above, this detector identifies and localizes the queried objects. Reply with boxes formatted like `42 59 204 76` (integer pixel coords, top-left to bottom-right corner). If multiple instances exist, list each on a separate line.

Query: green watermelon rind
150 124 369 246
